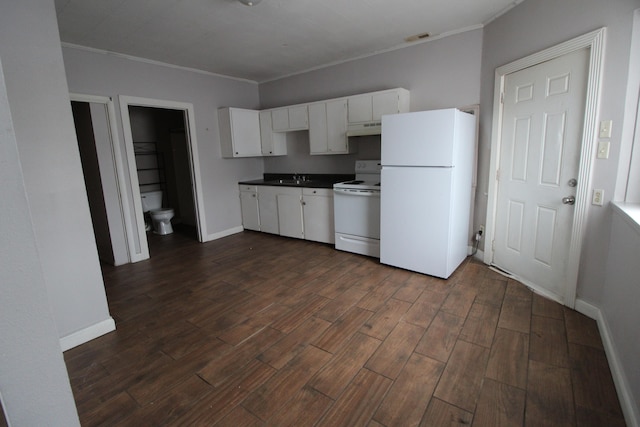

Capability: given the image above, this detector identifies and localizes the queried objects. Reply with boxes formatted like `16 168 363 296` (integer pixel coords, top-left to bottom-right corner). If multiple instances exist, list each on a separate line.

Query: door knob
562 196 576 205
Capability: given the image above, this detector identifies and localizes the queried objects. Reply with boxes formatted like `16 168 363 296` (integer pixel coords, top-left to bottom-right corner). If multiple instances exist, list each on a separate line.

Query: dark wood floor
64 228 625 426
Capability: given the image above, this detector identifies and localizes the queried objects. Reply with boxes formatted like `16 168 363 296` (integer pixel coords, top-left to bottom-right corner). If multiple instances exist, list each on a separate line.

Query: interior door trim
119 95 207 262
484 28 606 308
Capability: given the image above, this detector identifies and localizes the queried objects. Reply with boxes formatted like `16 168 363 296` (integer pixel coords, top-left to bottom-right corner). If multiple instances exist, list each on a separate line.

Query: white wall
479 0 638 305
0 43 80 427
259 29 483 174
62 47 264 239
602 205 640 426
0 1 113 343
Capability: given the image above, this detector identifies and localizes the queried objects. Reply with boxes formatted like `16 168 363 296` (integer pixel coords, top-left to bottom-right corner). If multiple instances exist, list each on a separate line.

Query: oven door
333 188 381 239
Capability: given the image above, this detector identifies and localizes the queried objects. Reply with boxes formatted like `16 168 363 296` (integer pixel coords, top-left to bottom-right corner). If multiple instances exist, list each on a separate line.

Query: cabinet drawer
239 185 257 192
303 188 333 197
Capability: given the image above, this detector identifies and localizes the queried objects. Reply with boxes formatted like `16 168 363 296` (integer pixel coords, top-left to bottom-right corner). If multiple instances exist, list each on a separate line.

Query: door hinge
500 92 504 104
496 169 500 182
492 239 496 251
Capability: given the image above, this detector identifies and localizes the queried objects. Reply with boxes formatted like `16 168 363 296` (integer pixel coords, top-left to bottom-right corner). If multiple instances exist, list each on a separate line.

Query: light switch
599 120 612 138
597 140 610 159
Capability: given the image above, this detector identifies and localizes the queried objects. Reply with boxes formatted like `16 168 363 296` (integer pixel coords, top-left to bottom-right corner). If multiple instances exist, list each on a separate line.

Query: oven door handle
333 188 380 197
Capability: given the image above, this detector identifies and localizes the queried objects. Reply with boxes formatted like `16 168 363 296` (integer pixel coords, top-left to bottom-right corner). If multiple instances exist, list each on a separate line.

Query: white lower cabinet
257 185 279 234
239 185 260 231
240 185 335 243
302 188 335 244
276 187 304 239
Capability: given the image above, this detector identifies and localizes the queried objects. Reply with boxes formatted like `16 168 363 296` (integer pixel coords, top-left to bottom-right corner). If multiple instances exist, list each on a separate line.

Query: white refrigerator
380 109 475 279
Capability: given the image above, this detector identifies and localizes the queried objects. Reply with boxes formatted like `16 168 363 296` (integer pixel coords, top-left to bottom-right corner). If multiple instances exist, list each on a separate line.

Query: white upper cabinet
309 99 352 155
218 107 262 158
347 88 410 124
259 110 286 156
221 88 409 158
271 105 309 132
288 105 309 130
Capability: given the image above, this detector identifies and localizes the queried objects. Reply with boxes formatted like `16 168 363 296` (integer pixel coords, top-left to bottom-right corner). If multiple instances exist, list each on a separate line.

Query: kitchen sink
267 178 316 185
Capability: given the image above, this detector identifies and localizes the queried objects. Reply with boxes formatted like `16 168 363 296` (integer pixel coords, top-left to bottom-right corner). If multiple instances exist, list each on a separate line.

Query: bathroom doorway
119 96 206 262
128 106 198 247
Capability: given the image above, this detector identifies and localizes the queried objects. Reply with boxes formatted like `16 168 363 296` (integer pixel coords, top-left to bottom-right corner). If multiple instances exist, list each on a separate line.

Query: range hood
346 121 382 137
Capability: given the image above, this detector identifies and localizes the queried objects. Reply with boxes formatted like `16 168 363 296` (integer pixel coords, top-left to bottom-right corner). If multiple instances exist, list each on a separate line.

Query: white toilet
140 190 175 235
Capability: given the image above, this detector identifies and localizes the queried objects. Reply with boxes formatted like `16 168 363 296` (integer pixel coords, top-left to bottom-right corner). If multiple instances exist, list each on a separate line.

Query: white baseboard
574 299 639 427
204 226 244 242
59 317 116 352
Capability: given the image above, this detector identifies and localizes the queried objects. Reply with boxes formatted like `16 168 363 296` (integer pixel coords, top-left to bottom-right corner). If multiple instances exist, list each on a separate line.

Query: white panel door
492 48 589 300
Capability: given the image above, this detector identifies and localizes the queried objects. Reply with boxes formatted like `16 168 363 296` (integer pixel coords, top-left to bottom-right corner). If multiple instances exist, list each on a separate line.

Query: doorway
484 29 605 307
70 94 130 266
128 106 198 249
119 96 206 262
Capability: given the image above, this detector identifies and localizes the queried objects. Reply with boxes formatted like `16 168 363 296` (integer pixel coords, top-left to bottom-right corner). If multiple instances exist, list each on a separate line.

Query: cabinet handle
302 201 306 205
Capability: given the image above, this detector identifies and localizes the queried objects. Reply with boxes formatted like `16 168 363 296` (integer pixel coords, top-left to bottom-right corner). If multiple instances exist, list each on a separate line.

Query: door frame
70 93 132 264
119 95 207 262
484 28 606 308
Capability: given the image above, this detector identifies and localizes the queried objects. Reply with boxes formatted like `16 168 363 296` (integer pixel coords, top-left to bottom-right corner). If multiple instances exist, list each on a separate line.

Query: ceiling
54 0 523 83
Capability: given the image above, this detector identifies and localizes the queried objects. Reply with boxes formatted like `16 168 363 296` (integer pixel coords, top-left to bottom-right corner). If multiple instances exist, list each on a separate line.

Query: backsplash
263 131 381 174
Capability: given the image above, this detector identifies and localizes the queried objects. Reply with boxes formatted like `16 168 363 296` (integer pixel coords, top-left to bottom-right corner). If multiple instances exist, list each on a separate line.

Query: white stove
333 160 381 191
333 160 381 257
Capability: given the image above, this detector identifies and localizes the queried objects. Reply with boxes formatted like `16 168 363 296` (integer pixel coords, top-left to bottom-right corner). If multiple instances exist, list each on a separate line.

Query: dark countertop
239 173 354 189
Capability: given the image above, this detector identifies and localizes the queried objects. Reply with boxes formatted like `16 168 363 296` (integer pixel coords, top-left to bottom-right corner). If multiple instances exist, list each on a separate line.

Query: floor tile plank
485 327 529 389
433 340 489 412
472 378 525 427
308 332 381 399
374 353 444 427
316 369 392 427
241 345 332 421
525 359 575 427
415 311 465 363
365 321 425 379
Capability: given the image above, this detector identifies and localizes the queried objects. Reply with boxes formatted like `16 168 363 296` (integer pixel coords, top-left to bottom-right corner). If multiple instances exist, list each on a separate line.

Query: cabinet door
288 105 309 130
308 103 328 154
326 99 348 153
303 190 334 244
240 191 260 231
347 94 373 123
259 110 275 155
257 186 279 234
230 108 262 157
372 91 400 120
271 108 289 132
277 190 304 239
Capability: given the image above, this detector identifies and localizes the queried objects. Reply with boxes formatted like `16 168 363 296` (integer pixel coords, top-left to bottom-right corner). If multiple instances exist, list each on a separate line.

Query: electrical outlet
592 189 604 206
